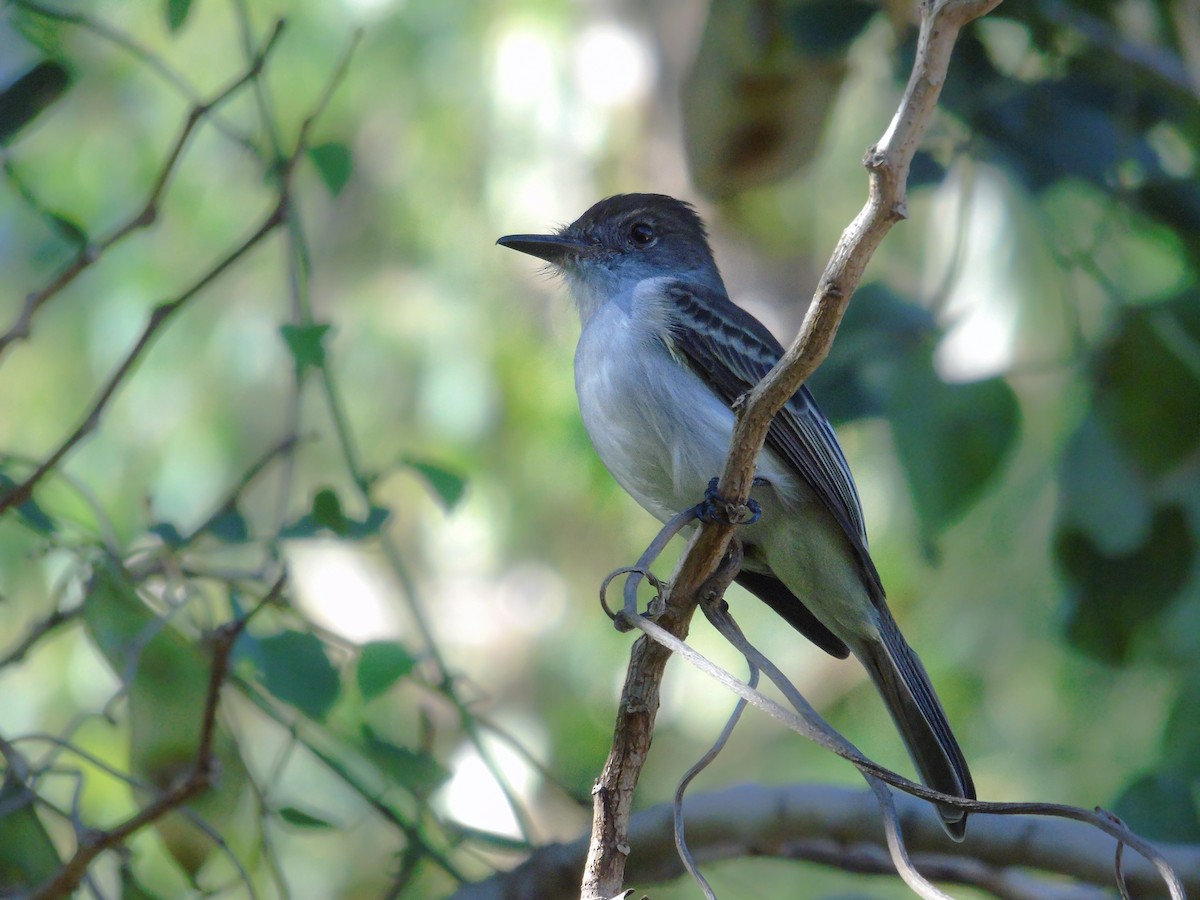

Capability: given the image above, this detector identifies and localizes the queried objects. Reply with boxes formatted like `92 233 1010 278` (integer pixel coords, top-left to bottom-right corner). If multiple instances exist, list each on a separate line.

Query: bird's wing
661 281 886 603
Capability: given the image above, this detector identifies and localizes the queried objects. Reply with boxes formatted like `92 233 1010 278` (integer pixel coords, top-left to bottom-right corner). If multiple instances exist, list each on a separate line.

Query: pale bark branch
462 784 1200 900
581 1 1004 897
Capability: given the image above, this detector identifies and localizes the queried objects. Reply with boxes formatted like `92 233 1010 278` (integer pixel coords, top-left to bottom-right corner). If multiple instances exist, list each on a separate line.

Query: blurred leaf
885 356 1020 535
83 557 256 875
278 807 335 829
149 521 184 548
784 0 876 54
307 143 353 195
938 34 1163 192
0 473 56 535
1112 772 1200 842
360 726 449 798
1056 414 1150 555
683 0 853 196
358 641 417 700
345 505 389 539
1094 298 1200 475
119 863 162 900
1057 505 1194 665
312 487 347 535
0 776 60 891
1162 679 1200 780
403 458 466 510
280 494 388 541
0 61 70 144
204 505 250 543
47 212 88 249
252 630 340 720
807 283 937 423
165 0 192 33
280 323 331 374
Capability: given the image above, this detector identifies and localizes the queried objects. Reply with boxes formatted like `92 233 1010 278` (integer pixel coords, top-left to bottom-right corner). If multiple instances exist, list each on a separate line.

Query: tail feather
861 612 975 840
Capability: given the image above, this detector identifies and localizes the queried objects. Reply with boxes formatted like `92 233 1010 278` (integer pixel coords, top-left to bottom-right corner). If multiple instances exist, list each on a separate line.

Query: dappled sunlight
287 540 403 643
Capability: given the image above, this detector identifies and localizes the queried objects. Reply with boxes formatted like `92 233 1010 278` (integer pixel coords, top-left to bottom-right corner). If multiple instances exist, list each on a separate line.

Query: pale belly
573 308 798 528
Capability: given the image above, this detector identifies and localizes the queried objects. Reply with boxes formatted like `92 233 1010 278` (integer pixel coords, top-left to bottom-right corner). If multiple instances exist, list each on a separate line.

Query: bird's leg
696 476 768 526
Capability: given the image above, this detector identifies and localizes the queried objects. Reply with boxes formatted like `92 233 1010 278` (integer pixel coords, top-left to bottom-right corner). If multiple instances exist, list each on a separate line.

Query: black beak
496 233 594 266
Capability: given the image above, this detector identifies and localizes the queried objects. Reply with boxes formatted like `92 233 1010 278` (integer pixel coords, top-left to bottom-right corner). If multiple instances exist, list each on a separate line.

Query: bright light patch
439 732 542 837
341 0 403 16
287 540 401 643
929 170 1018 382
493 26 557 111
573 22 654 109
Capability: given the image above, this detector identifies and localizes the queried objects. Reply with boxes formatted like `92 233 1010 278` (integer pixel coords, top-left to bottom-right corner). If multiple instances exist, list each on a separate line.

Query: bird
497 193 974 839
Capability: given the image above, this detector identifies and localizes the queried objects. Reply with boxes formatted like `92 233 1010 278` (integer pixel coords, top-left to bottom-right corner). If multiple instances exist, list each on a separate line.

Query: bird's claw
697 477 762 526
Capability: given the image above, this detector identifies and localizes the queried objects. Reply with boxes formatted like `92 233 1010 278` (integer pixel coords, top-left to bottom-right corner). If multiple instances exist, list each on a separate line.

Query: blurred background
1 0 1198 897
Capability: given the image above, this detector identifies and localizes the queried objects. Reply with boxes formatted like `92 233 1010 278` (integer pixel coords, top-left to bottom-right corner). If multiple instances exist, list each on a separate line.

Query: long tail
859 610 975 840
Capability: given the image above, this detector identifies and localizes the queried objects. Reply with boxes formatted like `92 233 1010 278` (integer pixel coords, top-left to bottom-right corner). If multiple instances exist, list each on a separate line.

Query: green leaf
1056 414 1150 554
204 505 250 543
1094 297 1200 475
1163 680 1200 780
806 283 937 424
149 521 185 548
885 356 1020 536
48 212 88 249
278 806 335 829
307 143 353 196
0 61 71 145
344 505 389 539
165 0 193 33
311 488 346 535
82 556 255 875
403 458 466 511
279 498 388 541
357 641 417 700
0 776 60 890
119 862 162 900
1056 505 1194 665
279 323 331 374
360 726 449 798
252 630 341 720
0 473 56 535
1112 773 1200 843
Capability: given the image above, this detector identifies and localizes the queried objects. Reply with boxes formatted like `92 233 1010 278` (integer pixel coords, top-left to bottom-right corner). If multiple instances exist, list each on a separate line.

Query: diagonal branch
0 20 287 361
582 2 1004 897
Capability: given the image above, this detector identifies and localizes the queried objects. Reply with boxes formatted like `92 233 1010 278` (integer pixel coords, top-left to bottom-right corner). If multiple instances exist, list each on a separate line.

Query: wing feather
662 282 886 602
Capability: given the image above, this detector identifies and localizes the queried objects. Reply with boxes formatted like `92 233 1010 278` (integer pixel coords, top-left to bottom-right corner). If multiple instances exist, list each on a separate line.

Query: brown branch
0 605 84 670
581 1 1004 897
0 19 287 361
0 202 287 519
29 574 284 898
0 24 363 521
461 785 1200 900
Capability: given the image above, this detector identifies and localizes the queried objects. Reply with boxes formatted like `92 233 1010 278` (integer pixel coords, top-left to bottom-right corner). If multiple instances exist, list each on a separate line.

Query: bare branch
0 20 287 360
28 574 284 898
458 784 1200 900
582 3 1004 893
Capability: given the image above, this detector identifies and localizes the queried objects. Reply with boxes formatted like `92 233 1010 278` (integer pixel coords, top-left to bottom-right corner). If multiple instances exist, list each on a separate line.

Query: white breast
573 289 796 524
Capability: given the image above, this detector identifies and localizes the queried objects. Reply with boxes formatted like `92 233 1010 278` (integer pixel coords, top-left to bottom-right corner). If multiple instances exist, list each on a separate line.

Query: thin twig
0 605 83 669
0 20 287 360
29 575 283 898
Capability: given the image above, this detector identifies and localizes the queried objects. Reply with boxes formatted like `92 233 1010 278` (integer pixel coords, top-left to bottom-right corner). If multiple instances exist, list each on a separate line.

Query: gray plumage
498 193 974 839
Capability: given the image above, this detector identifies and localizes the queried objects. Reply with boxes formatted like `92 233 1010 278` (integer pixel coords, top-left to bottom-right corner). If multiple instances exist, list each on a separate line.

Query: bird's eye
629 222 657 247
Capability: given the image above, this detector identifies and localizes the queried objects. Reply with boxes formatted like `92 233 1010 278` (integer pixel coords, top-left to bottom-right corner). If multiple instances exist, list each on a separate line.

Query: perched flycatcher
498 193 974 838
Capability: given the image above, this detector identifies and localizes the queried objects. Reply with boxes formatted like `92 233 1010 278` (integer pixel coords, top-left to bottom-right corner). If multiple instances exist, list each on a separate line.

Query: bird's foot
696 477 764 526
